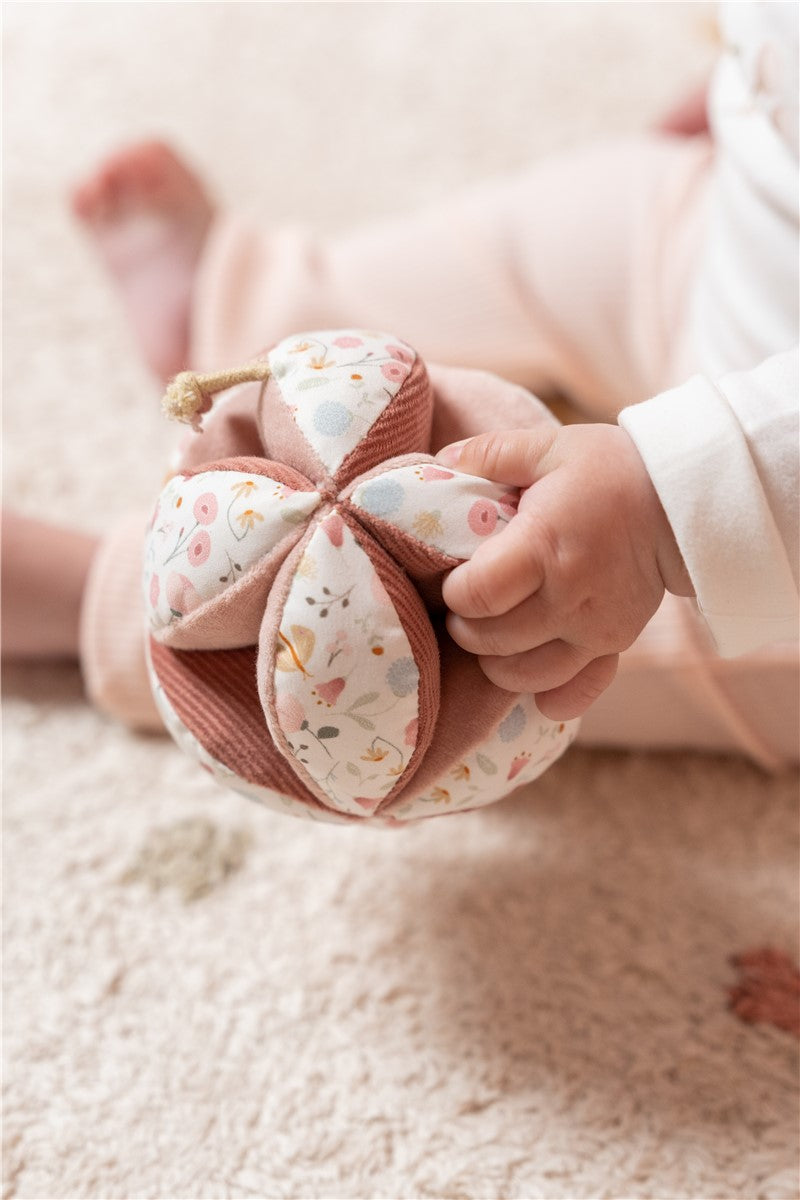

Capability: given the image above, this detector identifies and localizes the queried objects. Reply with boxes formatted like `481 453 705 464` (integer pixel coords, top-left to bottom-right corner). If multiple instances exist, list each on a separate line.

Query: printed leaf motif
348 714 375 730
317 726 340 739
276 624 316 673
296 377 329 391
349 691 380 709
475 752 498 775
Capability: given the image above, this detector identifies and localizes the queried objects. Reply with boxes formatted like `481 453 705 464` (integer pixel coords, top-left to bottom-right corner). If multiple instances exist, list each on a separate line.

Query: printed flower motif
166 572 199 616
451 763 471 781
358 478 404 517
404 718 418 747
361 744 389 762
412 510 444 539
429 786 451 804
325 630 350 655
498 492 519 519
316 677 345 706
193 492 218 525
386 344 413 364
386 657 419 698
467 499 498 536
309 354 335 371
381 361 408 383
231 479 257 499
237 509 265 532
507 753 531 781
296 552 317 580
333 336 364 349
325 629 352 667
276 693 306 733
149 573 160 607
272 483 296 501
498 703 526 743
313 401 352 438
322 512 344 547
419 465 454 482
290 341 313 354
188 530 211 567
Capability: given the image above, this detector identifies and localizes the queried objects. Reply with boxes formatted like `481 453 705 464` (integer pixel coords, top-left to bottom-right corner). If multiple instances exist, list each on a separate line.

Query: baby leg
72 142 214 382
189 134 711 416
2 510 162 731
1 512 97 659
77 134 711 414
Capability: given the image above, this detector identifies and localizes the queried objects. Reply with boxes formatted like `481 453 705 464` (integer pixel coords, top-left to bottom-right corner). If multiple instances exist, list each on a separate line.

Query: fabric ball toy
145 330 578 824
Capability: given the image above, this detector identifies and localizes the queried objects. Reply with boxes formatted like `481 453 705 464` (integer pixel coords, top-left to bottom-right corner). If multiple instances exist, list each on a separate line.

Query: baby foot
71 141 215 382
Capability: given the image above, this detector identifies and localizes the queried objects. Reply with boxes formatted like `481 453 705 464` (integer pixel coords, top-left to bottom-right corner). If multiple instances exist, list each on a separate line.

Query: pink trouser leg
82 132 797 765
190 135 712 412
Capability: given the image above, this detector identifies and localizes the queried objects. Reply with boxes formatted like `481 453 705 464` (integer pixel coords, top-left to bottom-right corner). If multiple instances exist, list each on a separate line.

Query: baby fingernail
435 440 466 466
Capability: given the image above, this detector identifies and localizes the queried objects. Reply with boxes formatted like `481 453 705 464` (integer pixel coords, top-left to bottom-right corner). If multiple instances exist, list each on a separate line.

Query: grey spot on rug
120 817 252 902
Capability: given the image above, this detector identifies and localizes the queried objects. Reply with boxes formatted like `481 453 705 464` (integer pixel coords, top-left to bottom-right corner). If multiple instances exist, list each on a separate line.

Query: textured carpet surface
3 5 799 1199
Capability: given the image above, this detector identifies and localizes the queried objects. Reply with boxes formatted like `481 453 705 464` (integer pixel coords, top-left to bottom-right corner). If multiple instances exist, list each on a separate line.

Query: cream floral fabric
350 463 519 558
269 511 420 817
145 469 320 633
268 330 415 474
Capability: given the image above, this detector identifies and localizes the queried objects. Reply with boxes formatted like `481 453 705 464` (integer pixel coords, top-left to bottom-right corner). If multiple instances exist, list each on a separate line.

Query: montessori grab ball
145 330 577 824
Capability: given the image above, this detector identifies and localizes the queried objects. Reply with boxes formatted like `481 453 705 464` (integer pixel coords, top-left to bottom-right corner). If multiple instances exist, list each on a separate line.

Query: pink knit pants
83 134 798 769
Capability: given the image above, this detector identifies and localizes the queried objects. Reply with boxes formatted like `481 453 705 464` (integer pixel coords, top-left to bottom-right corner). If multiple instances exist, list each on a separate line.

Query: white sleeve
619 348 799 657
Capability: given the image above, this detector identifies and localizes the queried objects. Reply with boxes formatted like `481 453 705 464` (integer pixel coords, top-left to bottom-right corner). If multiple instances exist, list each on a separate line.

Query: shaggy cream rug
3 4 798 1198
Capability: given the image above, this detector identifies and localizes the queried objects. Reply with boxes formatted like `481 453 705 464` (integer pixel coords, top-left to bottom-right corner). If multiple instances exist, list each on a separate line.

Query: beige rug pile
3 5 798 1198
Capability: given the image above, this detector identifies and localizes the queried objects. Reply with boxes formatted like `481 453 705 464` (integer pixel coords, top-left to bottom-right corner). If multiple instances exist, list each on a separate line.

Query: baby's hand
437 424 694 720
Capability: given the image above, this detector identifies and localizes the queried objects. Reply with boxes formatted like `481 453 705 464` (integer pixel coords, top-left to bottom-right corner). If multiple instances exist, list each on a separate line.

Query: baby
3 2 798 768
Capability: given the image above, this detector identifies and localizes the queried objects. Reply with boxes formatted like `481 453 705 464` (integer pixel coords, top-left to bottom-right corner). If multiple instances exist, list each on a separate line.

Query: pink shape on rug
728 947 800 1037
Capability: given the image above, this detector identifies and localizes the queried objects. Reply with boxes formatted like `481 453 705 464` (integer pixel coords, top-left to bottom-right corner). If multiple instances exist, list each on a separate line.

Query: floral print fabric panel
350 464 520 559
270 510 420 818
382 699 580 824
146 470 321 635
268 330 416 476
146 649 351 825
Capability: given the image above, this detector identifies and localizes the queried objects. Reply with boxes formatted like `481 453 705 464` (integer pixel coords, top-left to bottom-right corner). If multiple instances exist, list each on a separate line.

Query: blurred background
3 1 716 523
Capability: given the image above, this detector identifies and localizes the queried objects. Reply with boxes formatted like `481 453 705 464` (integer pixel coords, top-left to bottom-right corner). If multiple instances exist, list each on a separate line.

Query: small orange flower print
231 479 257 499
361 744 389 763
429 787 451 804
412 510 444 539
290 341 313 354
450 763 470 781
237 508 265 532
309 354 335 371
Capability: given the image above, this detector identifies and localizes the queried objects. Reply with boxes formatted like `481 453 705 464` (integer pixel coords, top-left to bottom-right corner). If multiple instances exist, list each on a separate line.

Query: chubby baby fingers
534 654 620 721
445 591 553 658
477 639 593 695
442 510 546 618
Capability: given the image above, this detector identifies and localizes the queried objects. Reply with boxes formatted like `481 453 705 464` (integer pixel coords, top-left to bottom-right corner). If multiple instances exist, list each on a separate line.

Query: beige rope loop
162 362 272 432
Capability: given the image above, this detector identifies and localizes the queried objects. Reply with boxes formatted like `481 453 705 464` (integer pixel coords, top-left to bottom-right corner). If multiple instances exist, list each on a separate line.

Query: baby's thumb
435 428 554 486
